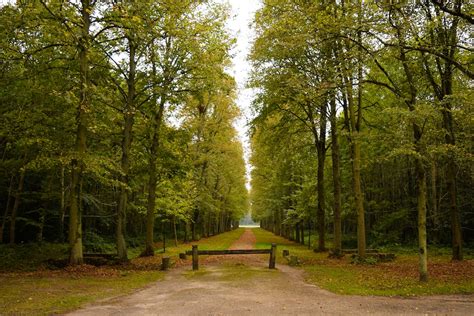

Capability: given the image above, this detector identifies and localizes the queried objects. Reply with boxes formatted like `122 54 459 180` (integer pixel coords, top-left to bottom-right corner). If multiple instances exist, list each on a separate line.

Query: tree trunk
207 212 211 237
192 212 198 241
307 103 327 252
69 0 93 265
295 222 300 243
430 161 440 243
9 169 26 245
316 147 326 251
352 140 365 257
416 156 428 282
441 78 462 261
355 0 366 259
37 177 52 243
59 165 66 243
345 80 365 258
37 208 46 243
184 221 188 243
421 1 463 260
143 109 160 256
447 160 462 260
300 221 305 245
0 175 15 243
307 220 311 249
173 216 178 247
399 26 428 280
330 95 342 256
162 220 166 253
116 36 138 262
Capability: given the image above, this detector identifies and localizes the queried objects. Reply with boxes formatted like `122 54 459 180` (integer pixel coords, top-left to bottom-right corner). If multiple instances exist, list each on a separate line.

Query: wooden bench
185 243 277 270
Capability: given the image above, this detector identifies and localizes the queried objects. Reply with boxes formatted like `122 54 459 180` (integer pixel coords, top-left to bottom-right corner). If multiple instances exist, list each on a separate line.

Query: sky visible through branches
220 0 260 191
0 0 259 190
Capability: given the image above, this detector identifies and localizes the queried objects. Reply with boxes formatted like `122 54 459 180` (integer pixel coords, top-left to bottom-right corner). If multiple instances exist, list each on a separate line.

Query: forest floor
68 228 474 316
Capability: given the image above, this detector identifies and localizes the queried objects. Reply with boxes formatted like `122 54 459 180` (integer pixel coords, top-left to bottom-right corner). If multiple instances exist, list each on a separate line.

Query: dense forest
0 1 248 263
1 0 473 286
249 0 473 281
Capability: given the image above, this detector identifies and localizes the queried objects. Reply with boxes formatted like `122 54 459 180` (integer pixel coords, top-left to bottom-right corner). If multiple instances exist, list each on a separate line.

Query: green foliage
0 0 246 257
0 243 68 272
351 255 378 265
83 232 116 254
249 0 474 259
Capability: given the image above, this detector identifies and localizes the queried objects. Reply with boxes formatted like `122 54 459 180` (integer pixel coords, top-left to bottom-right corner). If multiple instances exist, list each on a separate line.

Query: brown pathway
69 229 474 316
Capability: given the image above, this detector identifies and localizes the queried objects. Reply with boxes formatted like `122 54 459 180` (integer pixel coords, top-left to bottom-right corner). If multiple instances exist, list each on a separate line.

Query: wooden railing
185 243 277 270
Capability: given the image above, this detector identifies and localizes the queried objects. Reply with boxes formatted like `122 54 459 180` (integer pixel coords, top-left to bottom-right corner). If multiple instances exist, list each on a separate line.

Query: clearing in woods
69 228 473 315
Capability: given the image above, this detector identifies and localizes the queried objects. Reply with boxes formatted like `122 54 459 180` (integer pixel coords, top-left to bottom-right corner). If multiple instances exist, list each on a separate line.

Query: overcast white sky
0 0 260 189
222 0 261 190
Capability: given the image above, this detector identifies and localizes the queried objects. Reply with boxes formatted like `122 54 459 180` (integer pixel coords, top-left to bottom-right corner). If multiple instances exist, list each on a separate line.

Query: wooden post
192 245 198 271
269 243 276 269
161 256 170 271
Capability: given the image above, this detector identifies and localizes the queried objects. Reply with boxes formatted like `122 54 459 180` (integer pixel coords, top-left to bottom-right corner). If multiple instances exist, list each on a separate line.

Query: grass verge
0 228 246 314
0 270 163 315
253 228 474 296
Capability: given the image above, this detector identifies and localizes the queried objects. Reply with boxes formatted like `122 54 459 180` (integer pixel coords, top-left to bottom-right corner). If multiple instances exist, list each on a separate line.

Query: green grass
143 227 246 257
0 271 163 315
304 265 474 296
0 228 246 315
253 228 474 296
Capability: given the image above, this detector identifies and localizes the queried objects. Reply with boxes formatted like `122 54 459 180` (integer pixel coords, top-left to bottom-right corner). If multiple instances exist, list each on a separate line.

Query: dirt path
69 229 473 315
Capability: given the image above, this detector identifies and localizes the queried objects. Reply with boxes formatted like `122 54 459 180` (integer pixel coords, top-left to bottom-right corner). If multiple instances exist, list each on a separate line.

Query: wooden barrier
186 243 277 270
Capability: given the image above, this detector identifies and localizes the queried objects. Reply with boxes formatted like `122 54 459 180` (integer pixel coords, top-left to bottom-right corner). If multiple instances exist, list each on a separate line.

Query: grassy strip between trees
0 271 163 315
253 228 474 296
0 228 246 315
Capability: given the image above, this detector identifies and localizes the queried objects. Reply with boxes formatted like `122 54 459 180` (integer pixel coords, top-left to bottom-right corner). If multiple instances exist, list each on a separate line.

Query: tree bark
143 97 165 256
309 101 327 252
69 0 93 265
59 165 66 242
9 169 25 245
422 0 463 260
330 95 342 256
352 139 365 257
416 155 428 282
116 36 138 262
442 80 463 261
0 175 15 243
316 146 326 251
37 177 52 243
295 222 300 243
173 216 178 247
430 161 440 243
343 77 366 258
399 25 428 281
